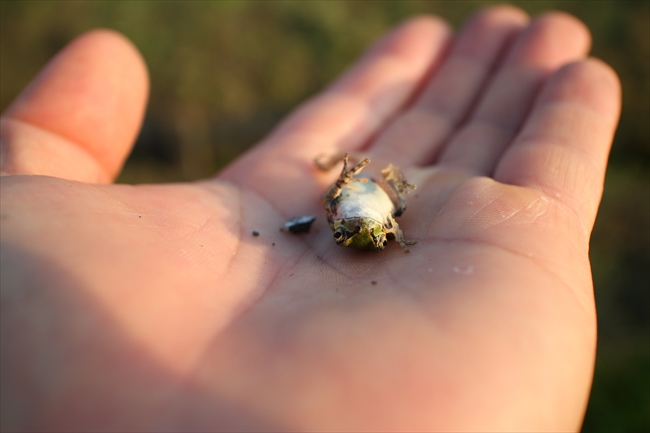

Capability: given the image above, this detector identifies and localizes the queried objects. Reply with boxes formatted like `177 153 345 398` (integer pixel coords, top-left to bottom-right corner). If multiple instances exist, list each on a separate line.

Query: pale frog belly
334 180 395 223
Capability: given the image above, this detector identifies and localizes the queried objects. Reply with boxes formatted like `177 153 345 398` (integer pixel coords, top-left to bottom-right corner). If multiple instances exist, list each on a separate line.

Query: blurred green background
1 1 648 430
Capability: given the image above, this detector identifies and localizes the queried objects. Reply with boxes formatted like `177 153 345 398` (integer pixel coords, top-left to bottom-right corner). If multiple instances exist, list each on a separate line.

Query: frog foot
387 214 417 253
340 153 369 183
381 164 416 194
315 152 365 171
380 164 416 216
321 154 369 207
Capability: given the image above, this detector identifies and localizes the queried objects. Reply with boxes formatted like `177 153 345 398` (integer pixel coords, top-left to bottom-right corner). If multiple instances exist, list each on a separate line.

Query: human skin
0 5 621 432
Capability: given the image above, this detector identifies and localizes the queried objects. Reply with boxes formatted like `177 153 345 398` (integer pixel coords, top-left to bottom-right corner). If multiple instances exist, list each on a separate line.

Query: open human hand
0 5 620 431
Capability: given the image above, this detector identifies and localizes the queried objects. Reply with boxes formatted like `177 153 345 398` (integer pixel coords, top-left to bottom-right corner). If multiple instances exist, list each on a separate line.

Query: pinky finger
494 58 621 232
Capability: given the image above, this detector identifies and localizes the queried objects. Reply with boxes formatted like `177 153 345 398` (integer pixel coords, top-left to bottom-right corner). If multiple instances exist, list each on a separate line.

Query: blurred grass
1 1 648 431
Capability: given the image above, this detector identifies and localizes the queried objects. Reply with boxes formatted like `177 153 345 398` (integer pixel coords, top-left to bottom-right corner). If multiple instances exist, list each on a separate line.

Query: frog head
332 217 388 252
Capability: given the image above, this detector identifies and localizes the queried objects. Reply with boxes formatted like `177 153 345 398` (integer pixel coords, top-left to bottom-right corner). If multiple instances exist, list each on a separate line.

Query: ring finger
369 5 529 166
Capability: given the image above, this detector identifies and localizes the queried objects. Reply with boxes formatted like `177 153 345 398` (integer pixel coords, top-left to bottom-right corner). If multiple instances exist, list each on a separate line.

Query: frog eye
334 227 346 244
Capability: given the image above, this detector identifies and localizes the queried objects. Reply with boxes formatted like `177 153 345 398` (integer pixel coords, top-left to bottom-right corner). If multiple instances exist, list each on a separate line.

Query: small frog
316 153 417 253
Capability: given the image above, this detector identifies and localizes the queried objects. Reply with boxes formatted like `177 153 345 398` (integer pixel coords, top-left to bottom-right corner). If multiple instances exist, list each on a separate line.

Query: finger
0 29 148 183
231 16 451 166
437 12 591 175
370 5 529 165
220 16 451 215
495 59 621 234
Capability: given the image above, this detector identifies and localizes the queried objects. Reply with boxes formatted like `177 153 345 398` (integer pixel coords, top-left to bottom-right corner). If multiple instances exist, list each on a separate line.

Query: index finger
220 16 451 216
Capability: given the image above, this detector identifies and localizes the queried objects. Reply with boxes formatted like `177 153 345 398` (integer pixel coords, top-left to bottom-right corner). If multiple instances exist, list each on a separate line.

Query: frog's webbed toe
342 154 370 180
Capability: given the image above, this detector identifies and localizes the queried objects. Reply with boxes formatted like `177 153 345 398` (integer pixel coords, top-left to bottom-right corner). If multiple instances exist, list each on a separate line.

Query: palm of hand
1 6 620 432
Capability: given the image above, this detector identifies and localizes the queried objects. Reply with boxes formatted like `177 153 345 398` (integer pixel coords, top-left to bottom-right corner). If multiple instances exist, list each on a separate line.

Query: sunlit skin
0 5 620 432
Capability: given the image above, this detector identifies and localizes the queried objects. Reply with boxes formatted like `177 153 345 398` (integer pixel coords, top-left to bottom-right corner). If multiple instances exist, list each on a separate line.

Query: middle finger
369 5 529 166
436 12 591 175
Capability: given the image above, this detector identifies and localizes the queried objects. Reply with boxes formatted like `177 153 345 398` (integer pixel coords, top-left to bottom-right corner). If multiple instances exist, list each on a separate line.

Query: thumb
0 29 149 183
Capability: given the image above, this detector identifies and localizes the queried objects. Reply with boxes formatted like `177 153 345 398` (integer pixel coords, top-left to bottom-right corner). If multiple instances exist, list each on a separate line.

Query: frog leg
385 213 417 253
381 164 416 215
321 154 369 208
381 163 416 193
